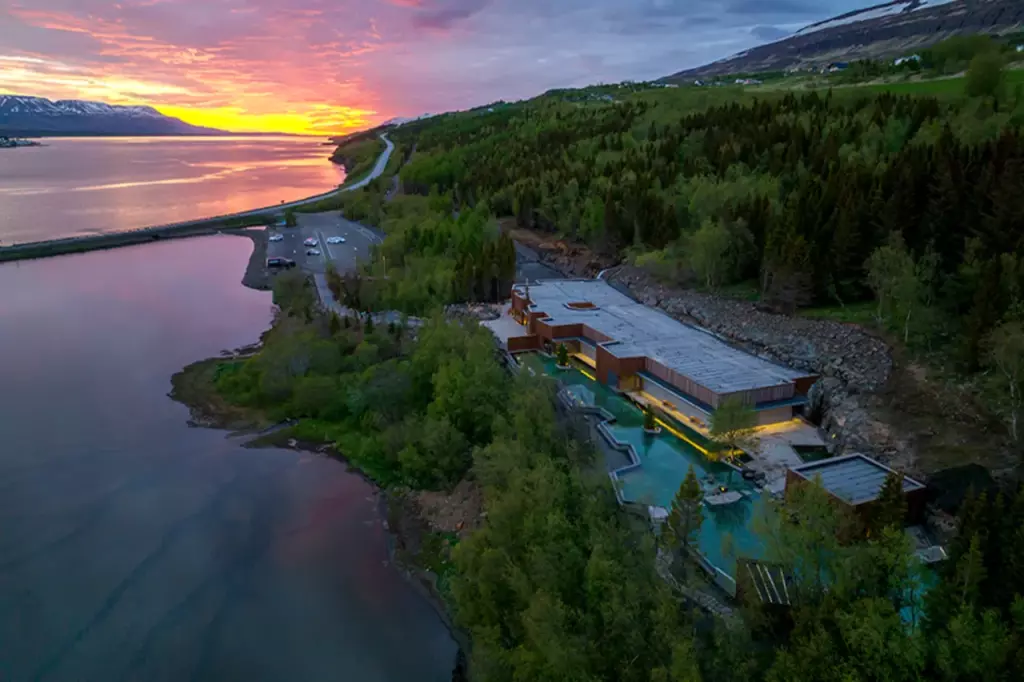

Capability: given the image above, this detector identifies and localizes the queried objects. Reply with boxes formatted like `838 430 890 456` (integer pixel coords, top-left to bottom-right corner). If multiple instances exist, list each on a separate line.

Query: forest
190 278 1024 681
224 47 1024 679
369 55 1024 438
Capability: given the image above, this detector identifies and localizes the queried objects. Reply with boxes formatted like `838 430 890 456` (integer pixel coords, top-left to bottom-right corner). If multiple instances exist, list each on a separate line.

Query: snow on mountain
795 0 958 37
664 0 1019 80
0 94 222 135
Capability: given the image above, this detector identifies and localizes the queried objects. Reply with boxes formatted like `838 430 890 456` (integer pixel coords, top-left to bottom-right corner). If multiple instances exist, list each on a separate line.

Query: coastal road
0 133 394 261
151 133 395 226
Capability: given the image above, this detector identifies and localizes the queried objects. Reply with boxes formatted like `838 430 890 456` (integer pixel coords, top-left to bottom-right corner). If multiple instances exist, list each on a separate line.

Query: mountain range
0 95 224 136
665 0 1024 80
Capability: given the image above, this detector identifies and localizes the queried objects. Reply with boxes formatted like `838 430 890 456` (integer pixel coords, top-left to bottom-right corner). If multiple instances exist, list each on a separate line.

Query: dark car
266 257 296 269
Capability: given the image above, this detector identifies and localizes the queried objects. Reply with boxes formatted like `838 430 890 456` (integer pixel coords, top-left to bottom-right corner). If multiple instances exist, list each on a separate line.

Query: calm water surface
0 137 344 244
0 237 456 681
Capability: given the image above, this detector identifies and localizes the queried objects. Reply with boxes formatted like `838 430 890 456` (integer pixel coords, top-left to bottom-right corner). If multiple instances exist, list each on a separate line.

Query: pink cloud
0 0 874 133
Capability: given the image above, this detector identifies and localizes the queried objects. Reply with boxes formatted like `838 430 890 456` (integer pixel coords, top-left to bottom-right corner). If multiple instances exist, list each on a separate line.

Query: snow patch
0 95 166 118
796 0 958 36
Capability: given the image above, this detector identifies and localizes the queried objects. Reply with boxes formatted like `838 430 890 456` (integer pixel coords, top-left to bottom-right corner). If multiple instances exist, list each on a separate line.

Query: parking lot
266 212 382 276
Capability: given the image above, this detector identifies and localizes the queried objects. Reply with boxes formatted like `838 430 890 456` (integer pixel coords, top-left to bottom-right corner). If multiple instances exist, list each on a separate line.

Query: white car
326 236 346 244
306 248 321 256
268 234 284 242
303 238 318 247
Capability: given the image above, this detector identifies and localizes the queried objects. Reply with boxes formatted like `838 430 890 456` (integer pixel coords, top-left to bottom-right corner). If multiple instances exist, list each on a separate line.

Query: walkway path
655 550 738 623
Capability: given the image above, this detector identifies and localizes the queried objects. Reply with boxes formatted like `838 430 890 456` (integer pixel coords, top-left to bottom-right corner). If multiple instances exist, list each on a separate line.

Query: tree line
207 268 1024 680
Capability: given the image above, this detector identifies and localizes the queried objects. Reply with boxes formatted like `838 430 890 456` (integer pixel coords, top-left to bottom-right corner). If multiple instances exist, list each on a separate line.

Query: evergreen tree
663 466 704 562
870 470 908 536
555 343 569 367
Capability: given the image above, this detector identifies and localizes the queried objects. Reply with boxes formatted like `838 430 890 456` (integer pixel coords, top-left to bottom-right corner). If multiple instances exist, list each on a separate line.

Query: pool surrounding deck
535 354 764 578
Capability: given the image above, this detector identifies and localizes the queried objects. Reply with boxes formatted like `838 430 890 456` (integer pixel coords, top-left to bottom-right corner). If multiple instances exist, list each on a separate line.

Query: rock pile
608 265 893 394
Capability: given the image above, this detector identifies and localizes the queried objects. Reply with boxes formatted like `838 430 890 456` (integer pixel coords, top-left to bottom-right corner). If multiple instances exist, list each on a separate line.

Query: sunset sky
0 1 866 135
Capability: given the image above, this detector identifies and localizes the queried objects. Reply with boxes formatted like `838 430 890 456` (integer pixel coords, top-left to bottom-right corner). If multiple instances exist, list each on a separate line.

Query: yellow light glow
571 352 597 369
655 417 716 458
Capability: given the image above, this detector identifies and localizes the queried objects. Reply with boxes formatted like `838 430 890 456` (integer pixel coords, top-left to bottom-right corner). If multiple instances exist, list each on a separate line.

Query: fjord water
0 237 456 681
0 136 344 245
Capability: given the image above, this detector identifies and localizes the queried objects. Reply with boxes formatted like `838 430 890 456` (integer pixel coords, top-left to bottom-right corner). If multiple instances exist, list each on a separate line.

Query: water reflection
0 137 345 244
0 238 456 681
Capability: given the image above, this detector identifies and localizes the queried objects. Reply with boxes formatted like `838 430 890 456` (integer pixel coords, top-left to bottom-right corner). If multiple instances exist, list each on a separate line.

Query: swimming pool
536 354 765 577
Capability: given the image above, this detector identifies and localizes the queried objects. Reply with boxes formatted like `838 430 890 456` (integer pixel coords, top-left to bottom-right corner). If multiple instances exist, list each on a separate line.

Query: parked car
303 238 318 247
306 248 321 256
268 234 284 242
266 257 296 268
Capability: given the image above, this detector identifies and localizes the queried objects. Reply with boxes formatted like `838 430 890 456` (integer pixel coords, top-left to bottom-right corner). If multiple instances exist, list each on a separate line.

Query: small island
0 136 41 148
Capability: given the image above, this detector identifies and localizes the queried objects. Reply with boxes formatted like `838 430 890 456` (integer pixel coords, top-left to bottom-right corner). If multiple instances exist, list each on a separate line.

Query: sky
0 0 871 135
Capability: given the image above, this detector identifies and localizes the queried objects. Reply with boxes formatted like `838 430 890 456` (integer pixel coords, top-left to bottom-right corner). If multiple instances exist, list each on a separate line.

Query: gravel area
225 227 271 291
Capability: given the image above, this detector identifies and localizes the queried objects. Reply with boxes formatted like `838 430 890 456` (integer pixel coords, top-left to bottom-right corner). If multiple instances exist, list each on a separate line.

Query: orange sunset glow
0 0 862 135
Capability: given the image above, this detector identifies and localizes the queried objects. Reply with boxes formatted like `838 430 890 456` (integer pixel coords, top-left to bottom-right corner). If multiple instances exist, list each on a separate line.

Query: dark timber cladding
509 279 816 424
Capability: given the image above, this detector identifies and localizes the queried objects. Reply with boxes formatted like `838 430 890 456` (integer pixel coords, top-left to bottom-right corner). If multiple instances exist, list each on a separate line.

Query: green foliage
272 270 316 322
865 235 938 344
210 306 506 490
384 84 1024 378
965 51 1006 99
709 396 758 456
451 373 701 682
922 34 1003 74
197 81 1024 680
555 343 569 366
985 319 1024 441
283 208 297 227
370 200 517 314
663 466 704 559
687 219 734 290
331 135 386 185
870 470 909 536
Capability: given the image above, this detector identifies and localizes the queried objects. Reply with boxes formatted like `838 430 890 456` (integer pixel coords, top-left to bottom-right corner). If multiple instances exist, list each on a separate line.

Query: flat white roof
516 279 810 395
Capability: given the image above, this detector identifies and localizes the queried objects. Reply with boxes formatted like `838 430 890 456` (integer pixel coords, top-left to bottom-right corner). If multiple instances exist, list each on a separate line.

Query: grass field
848 68 1024 96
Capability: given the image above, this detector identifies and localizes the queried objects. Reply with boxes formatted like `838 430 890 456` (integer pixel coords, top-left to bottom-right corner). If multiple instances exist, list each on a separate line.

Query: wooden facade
509 288 813 425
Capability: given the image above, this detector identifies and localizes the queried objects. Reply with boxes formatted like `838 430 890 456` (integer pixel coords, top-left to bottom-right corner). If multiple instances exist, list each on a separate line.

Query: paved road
158 133 396 227
0 134 395 260
265 211 413 325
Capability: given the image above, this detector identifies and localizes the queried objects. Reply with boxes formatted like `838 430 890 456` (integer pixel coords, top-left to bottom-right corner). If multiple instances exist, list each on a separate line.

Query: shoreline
170 340 471 680
0 133 393 264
